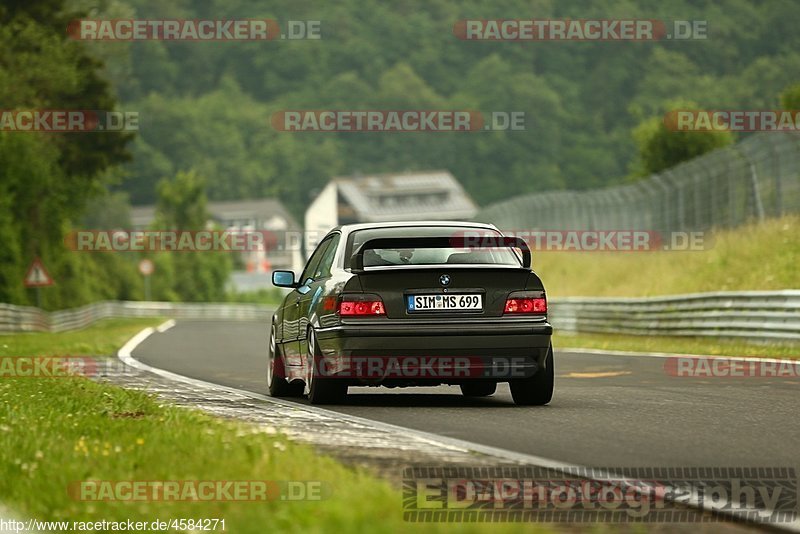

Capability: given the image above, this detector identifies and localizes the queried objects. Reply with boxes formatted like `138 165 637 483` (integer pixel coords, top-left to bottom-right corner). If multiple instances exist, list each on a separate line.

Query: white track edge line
155 319 176 333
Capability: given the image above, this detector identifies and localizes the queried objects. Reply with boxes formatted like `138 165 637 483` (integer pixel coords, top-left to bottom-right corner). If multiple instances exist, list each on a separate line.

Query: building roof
130 205 155 228
333 170 477 222
206 198 299 230
130 198 298 230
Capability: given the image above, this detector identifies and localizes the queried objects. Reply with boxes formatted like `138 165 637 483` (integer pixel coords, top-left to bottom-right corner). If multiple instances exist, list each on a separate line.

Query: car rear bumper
314 318 552 385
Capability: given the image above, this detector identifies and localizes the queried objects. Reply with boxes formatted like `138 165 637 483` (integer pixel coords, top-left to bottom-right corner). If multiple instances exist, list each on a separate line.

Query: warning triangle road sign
24 257 54 287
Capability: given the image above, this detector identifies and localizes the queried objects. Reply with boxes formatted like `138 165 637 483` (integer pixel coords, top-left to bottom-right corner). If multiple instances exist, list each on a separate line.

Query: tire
460 381 497 397
306 329 348 405
267 322 303 397
510 344 554 406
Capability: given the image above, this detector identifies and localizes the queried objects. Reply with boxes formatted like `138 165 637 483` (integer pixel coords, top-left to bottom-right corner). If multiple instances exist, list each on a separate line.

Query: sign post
23 257 54 308
138 259 154 301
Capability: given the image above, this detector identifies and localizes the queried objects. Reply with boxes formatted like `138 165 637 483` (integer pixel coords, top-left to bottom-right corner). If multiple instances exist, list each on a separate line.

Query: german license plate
407 294 483 312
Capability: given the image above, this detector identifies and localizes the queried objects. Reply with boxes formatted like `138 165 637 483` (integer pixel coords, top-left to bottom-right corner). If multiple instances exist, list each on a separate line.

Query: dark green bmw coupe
268 221 553 405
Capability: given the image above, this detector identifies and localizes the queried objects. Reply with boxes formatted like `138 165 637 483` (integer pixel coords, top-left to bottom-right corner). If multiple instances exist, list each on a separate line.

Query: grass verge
535 215 800 297
0 318 165 357
536 216 799 358
0 319 550 533
227 287 287 306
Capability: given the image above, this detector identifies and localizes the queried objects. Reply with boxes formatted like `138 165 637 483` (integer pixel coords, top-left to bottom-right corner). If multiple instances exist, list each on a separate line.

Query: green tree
82 191 133 229
629 101 735 178
0 0 134 308
780 83 800 109
154 171 232 302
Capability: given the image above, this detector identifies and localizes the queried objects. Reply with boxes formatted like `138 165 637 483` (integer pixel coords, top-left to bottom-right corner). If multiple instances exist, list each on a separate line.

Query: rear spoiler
349 236 531 272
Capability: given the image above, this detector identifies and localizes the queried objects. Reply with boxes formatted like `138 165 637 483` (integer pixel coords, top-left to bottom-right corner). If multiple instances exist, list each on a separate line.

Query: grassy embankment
535 216 800 358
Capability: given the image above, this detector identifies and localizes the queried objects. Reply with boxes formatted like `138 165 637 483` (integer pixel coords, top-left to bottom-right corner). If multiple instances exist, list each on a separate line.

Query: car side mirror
272 270 298 288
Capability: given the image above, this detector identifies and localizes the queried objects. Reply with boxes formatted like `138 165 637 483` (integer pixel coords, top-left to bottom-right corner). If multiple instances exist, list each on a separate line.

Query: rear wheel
306 329 348 405
510 344 554 406
460 381 497 397
267 323 303 397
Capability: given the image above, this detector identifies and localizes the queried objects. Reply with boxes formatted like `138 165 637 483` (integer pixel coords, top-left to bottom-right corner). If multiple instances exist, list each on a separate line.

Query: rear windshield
346 226 521 268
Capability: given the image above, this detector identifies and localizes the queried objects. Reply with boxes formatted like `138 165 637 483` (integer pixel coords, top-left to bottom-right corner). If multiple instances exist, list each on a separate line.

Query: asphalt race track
129 319 800 470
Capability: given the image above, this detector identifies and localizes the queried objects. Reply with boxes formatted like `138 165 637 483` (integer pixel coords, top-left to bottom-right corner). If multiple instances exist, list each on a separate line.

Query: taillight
338 298 386 316
504 297 547 314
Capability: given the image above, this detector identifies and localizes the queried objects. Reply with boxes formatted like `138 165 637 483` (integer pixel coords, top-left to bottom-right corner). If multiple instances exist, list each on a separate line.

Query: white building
131 198 303 275
304 170 477 257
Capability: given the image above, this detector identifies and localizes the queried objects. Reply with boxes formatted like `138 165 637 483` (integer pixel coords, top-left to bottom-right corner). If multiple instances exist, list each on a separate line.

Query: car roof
332 220 498 235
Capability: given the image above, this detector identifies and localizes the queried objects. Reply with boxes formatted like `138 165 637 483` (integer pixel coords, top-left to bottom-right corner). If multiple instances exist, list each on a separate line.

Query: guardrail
0 301 273 333
2 292 799 342
549 290 800 341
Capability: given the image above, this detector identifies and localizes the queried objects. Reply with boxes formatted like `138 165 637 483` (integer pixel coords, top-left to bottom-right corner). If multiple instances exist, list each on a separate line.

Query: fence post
773 136 783 217
735 145 765 223
727 160 735 227
749 162 765 222
651 175 670 234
